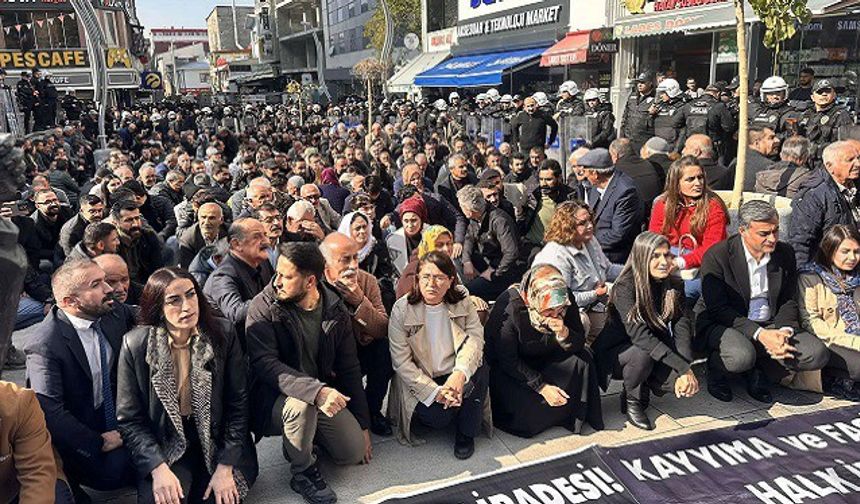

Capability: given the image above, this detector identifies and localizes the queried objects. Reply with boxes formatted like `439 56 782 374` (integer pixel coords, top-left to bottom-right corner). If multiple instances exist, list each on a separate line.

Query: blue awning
414 47 548 88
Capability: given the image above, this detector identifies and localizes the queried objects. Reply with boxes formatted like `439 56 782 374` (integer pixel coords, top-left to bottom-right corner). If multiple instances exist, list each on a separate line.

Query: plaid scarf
801 263 860 335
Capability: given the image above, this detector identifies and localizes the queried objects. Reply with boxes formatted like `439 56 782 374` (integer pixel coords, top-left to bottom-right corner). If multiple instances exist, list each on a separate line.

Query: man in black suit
696 201 829 404
580 148 643 264
23 259 136 500
204 217 273 344
609 138 662 219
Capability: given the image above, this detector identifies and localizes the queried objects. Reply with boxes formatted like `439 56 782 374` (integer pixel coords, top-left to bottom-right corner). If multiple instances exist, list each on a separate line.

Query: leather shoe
746 370 772 403
625 393 653 431
707 374 733 402
370 412 393 436
620 387 649 414
454 433 475 460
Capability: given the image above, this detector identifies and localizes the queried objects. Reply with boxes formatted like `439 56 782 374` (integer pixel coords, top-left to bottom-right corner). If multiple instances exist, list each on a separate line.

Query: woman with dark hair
338 210 396 310
595 232 698 431
116 267 258 504
387 252 488 458
799 225 860 400
648 156 728 299
533 200 622 343
485 264 604 438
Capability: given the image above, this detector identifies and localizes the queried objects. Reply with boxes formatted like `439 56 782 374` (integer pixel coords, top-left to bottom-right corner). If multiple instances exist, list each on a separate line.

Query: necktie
93 321 118 431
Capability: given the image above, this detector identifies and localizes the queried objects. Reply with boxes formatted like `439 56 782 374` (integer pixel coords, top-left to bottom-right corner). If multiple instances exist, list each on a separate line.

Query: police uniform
749 101 799 139
585 101 617 149
799 102 854 161
621 87 656 151
651 96 686 152
556 95 586 117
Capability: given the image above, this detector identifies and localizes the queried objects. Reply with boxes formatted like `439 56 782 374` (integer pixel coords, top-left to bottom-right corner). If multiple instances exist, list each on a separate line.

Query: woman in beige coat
387 251 489 459
798 224 860 401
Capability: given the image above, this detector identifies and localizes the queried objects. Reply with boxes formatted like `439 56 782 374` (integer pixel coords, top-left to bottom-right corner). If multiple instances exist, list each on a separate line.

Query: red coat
648 197 728 269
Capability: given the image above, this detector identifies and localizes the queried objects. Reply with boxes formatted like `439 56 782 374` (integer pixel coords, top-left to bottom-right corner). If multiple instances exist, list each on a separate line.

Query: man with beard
320 233 393 437
435 154 478 218
111 199 165 286
24 260 137 501
203 218 273 343
28 189 74 271
66 222 119 261
477 169 516 220
246 242 372 504
519 159 576 258
93 254 141 306
59 194 104 256
511 96 559 154
177 202 226 269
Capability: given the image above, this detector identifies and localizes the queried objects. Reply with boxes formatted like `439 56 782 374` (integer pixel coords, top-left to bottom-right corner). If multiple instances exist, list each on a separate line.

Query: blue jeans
16 295 45 331
670 247 702 304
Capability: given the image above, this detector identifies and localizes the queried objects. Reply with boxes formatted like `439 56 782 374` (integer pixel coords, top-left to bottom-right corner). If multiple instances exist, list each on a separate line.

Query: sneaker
4 345 25 370
290 463 338 504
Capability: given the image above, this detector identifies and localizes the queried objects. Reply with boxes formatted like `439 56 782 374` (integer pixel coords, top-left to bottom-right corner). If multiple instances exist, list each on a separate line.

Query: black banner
379 407 860 504
602 406 860 504
379 445 635 503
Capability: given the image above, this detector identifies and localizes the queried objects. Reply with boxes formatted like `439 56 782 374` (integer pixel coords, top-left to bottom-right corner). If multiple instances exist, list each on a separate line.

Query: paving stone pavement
6 329 854 503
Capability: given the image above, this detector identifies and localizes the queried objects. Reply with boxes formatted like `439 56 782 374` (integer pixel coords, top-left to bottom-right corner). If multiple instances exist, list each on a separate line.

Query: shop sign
140 71 163 90
457 4 562 39
622 0 728 15
458 0 543 22
47 72 92 87
589 29 618 54
428 28 456 52
0 0 125 8
106 48 132 69
0 49 88 69
615 12 708 37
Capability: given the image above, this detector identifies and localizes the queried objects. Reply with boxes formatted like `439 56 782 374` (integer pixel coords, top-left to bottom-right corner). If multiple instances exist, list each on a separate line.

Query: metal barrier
548 115 594 177
465 115 480 140
480 116 505 148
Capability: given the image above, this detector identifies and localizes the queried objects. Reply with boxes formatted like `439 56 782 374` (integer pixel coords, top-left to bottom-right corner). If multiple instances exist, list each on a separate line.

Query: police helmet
500 94 512 103
486 88 500 102
656 78 682 99
434 99 448 111
583 89 601 102
560 80 578 95
533 91 550 107
760 76 789 101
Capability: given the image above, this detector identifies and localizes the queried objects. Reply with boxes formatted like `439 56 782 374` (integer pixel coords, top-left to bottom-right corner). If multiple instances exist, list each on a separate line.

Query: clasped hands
758 328 798 361
435 370 467 409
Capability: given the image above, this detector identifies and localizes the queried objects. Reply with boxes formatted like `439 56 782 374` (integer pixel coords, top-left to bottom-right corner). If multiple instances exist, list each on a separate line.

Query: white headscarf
338 211 376 263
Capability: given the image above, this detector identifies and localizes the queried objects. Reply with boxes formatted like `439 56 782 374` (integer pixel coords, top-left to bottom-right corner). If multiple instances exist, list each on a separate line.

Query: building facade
321 0 375 96
154 42 211 95
0 0 142 100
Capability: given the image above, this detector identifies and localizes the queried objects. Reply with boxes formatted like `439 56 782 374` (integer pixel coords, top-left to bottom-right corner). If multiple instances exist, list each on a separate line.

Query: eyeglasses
419 273 451 284
304 194 321 201
815 88 834 95
37 199 60 205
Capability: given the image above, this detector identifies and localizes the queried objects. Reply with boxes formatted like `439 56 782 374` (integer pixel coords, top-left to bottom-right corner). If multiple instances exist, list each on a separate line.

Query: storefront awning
415 47 547 88
614 3 738 39
388 51 450 93
540 31 589 67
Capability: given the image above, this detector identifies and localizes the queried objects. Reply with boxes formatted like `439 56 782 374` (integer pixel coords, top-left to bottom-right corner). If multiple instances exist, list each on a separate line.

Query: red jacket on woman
648 197 728 269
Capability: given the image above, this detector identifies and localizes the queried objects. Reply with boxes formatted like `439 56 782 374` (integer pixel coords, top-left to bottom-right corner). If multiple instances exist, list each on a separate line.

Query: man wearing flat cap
798 79 854 166
579 148 642 264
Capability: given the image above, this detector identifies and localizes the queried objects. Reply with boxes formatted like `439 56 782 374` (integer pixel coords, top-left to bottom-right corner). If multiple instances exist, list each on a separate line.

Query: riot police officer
242 104 258 132
583 88 616 149
750 76 799 139
60 89 82 122
556 80 585 117
621 71 656 151
500 94 515 143
676 83 735 156
651 78 686 153
798 79 855 164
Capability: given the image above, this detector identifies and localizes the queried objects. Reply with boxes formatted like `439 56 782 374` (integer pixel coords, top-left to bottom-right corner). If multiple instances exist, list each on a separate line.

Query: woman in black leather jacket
116 267 258 504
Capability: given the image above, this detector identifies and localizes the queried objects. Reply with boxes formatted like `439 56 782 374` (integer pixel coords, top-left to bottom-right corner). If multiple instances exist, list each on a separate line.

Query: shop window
200 73 209 83
102 10 119 47
348 2 356 18
360 0 369 14
426 0 457 32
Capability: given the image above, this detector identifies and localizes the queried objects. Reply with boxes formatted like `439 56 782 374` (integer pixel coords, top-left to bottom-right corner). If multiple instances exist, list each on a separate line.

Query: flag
36 20 44 28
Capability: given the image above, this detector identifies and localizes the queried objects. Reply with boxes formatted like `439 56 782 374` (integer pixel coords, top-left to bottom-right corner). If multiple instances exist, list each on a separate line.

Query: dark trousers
705 325 830 382
414 364 489 438
826 345 860 381
357 338 394 415
613 345 675 398
62 444 135 491
137 418 212 504
22 108 32 133
464 255 524 302
10 480 74 504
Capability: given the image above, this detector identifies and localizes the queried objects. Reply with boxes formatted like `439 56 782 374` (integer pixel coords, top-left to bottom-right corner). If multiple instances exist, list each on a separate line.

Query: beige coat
798 273 860 353
386 288 491 445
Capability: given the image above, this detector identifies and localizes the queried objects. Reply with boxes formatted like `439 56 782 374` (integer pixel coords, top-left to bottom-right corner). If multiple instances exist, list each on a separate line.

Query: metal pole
379 0 394 98
70 0 108 149
231 0 244 50
303 7 331 102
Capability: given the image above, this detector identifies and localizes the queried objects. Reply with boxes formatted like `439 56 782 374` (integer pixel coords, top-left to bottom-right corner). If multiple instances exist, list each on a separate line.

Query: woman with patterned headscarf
339 210 396 310
484 264 604 438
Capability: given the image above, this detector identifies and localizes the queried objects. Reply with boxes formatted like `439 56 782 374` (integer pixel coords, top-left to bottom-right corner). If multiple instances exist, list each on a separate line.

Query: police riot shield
465 115 480 140
480 117 505 148
550 115 594 178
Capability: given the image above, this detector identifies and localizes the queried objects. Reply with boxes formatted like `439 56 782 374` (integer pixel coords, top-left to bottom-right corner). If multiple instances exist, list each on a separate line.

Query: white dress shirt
742 241 771 324
63 310 110 409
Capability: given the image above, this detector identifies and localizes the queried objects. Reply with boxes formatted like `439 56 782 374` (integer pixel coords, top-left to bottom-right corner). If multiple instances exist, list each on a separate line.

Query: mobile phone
1 202 28 217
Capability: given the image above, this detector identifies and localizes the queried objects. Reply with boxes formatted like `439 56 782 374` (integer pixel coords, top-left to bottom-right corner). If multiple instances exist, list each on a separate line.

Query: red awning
540 31 590 67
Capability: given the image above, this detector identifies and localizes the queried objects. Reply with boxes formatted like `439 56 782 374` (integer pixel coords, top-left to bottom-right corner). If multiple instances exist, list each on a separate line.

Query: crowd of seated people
3 92 860 504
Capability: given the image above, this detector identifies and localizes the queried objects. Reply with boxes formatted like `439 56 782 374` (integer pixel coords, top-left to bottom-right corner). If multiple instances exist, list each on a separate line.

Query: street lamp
69 0 108 149
302 8 331 102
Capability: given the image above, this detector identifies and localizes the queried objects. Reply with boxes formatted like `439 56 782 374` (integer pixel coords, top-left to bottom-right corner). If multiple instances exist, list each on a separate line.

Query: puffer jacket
789 168 858 266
